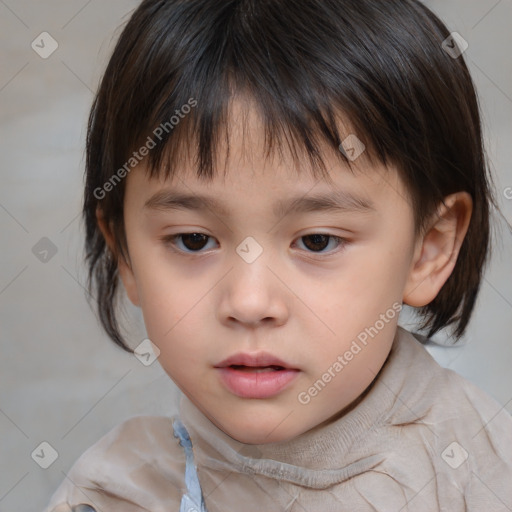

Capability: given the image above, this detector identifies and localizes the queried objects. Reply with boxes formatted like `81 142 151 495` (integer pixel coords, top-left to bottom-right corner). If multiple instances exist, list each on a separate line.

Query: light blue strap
173 418 209 512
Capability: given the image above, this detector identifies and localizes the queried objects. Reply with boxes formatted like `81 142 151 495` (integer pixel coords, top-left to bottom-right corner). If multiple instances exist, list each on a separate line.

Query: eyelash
161 232 347 257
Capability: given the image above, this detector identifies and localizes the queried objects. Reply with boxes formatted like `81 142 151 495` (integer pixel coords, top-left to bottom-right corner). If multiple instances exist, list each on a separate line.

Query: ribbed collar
179 327 435 489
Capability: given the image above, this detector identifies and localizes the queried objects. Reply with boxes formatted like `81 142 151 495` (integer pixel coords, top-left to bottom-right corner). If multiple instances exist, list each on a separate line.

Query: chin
227 427 289 445
216 413 304 445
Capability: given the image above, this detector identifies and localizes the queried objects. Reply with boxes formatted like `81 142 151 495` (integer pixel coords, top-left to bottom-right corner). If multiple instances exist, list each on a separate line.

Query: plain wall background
0 1 511 510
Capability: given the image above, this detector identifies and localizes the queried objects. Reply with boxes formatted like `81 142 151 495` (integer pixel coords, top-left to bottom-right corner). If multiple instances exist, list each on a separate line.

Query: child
45 0 512 510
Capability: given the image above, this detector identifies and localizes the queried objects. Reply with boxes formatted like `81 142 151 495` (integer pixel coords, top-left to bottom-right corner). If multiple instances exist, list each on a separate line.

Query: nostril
72 505 97 512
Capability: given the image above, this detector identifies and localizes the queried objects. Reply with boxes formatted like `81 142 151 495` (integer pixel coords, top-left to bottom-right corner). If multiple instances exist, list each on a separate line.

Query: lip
214 352 296 369
214 352 300 399
216 367 300 398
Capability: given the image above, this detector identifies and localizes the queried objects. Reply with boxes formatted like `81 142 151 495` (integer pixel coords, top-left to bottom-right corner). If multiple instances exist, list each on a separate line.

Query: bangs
110 0 405 189
143 88 374 188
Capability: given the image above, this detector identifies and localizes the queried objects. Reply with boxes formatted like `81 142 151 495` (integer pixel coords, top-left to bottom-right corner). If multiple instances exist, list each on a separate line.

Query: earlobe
403 192 472 307
96 207 117 255
117 258 141 307
96 208 141 307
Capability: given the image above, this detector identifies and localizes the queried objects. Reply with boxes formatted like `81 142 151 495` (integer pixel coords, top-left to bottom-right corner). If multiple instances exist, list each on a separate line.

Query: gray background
0 1 511 510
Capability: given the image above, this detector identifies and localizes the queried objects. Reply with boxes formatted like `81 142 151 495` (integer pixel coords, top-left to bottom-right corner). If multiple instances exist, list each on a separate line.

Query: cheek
330 245 404 306
126 243 189 343
128 249 214 374
140 291 209 386
354 224 414 296
315 236 410 352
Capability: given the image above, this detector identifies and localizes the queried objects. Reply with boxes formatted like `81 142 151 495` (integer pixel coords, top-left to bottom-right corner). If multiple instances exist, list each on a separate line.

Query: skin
98 98 472 444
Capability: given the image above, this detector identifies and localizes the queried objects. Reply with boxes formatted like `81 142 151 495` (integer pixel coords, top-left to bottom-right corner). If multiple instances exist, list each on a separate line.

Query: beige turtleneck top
44 327 512 511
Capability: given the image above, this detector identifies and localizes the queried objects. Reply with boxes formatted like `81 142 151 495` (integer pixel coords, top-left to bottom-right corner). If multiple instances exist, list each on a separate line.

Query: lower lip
216 367 300 398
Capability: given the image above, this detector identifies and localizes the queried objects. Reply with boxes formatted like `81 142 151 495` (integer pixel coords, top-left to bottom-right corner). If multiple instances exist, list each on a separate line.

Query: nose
217 251 290 327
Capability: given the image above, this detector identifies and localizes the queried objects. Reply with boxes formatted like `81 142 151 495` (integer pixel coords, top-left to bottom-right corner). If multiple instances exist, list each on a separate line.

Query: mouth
228 364 287 372
214 354 300 398
214 351 298 371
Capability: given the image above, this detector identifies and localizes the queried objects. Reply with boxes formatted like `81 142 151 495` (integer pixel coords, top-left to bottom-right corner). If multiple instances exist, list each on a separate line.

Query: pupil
183 233 207 250
303 234 329 252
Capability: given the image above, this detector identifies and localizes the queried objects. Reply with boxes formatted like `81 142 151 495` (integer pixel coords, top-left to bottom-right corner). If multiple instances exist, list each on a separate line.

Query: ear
403 192 472 307
96 208 140 307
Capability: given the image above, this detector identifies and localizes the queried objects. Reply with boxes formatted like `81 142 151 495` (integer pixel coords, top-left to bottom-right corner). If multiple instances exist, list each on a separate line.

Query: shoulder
432 363 512 452
368 329 512 508
417 342 512 442
388 330 512 504
73 414 184 472
428 367 512 507
390 328 512 437
45 415 186 512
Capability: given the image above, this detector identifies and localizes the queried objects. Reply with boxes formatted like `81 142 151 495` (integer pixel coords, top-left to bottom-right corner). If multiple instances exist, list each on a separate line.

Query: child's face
119 101 421 444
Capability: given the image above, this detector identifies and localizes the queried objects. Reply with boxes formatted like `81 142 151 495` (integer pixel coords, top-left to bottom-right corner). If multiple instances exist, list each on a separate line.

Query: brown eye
297 234 344 254
179 233 209 251
164 233 216 253
301 235 330 252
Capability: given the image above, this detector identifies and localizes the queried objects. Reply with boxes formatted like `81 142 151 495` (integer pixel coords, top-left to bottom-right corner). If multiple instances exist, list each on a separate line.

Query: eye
294 234 345 254
163 233 217 253
162 232 346 256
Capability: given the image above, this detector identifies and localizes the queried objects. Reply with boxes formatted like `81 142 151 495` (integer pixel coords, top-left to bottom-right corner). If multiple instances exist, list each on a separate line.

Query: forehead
125 96 409 216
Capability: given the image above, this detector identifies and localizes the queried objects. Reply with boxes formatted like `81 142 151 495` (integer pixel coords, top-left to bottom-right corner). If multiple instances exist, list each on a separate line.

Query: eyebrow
143 189 376 218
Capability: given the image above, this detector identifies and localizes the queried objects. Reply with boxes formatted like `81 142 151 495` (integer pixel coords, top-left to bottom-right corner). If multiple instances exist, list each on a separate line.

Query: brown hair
84 0 497 351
